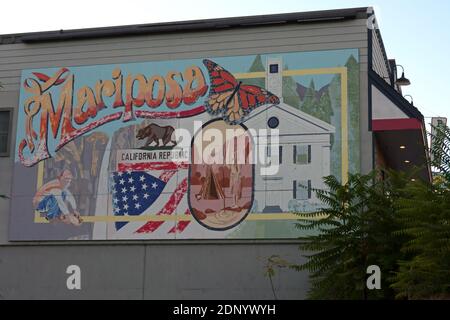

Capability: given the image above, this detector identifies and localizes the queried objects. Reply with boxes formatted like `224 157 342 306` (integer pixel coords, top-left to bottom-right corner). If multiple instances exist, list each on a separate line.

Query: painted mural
10 49 360 240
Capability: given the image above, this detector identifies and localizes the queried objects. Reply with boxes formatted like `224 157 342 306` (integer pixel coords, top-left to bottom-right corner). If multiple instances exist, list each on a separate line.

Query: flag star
121 187 127 193
142 183 148 190
130 186 136 192
117 172 123 177
114 207 120 214
126 168 132 174
119 178 125 185
139 175 145 182
143 193 149 199
113 198 119 204
123 204 129 210
132 195 138 201
128 177 134 183
122 195 128 202
135 203 141 209
152 182 158 189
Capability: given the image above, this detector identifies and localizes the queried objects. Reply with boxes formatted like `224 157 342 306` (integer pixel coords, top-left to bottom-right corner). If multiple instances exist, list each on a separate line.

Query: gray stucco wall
0 16 370 299
0 243 307 299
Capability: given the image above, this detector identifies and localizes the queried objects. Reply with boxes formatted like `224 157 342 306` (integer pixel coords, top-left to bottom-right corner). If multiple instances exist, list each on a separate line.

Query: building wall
371 28 391 83
0 243 308 299
0 18 370 299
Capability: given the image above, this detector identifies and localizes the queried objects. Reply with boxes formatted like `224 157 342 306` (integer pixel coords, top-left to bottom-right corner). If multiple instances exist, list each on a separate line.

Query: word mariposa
19 66 208 167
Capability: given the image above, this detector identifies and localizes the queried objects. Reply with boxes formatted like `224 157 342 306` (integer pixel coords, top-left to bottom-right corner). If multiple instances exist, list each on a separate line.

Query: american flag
111 170 166 230
109 160 191 236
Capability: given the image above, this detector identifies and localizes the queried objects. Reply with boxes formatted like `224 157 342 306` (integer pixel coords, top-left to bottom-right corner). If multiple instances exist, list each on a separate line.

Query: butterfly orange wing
203 59 280 124
203 59 237 116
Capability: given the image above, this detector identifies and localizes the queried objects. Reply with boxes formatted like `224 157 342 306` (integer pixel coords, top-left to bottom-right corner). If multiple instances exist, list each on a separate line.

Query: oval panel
188 119 254 230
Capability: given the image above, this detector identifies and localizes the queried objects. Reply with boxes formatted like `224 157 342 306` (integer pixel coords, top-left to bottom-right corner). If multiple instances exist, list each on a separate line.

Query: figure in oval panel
189 119 254 230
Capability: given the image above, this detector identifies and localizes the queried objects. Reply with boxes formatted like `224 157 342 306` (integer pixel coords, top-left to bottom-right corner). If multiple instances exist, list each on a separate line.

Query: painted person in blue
33 170 82 226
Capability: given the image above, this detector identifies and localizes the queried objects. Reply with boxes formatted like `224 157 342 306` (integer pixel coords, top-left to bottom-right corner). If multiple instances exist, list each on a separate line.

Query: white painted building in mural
245 57 335 213
245 104 335 213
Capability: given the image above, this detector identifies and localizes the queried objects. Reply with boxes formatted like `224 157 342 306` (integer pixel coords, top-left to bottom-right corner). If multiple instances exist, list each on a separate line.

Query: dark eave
369 69 424 121
0 7 369 44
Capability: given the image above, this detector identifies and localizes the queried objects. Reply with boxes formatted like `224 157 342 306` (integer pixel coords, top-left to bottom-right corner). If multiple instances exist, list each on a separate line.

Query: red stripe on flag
159 171 177 183
174 221 191 233
118 161 189 171
168 209 192 234
135 178 188 233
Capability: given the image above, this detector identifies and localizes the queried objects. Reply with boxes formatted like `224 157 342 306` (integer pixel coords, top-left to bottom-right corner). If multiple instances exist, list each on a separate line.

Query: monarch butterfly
203 59 280 124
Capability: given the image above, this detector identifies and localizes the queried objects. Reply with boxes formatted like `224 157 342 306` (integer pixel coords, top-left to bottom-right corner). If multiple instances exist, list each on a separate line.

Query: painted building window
279 145 283 164
269 64 279 74
267 116 279 129
266 145 283 165
293 180 312 200
0 110 11 156
293 145 311 165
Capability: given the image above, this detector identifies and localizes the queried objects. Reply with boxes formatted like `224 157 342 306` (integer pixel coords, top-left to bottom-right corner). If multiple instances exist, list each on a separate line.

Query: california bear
136 123 177 147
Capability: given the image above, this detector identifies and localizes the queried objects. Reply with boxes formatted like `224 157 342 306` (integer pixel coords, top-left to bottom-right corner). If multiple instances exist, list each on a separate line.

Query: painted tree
328 74 341 179
244 54 265 88
299 79 333 124
346 54 360 174
317 89 333 124
282 65 300 108
300 80 317 115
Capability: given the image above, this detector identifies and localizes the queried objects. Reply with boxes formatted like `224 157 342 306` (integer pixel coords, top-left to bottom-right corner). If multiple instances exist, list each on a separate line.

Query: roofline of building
245 103 336 133
0 7 370 45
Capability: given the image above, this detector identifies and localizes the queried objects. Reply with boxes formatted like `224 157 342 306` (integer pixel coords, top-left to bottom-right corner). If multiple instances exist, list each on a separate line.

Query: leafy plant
390 124 450 299
293 173 403 299
282 123 450 300
264 255 292 300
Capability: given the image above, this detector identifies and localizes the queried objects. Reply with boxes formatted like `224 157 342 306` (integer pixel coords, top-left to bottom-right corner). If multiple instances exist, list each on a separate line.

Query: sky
1 0 450 123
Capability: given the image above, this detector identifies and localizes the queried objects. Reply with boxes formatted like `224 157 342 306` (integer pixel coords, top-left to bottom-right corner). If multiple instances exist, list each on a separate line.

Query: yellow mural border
34 67 349 224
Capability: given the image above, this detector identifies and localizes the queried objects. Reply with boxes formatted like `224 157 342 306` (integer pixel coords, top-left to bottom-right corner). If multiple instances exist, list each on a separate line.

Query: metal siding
0 22 367 83
0 18 368 49
0 42 368 91
0 91 17 244
0 34 368 66
0 23 368 56
371 29 390 83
